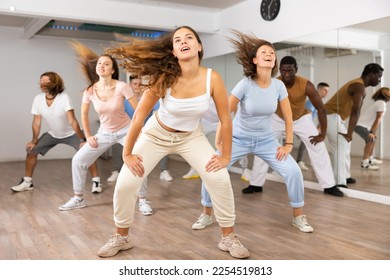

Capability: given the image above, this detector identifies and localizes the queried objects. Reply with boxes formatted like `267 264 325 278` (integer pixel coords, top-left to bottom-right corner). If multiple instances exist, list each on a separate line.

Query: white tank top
158 68 212 131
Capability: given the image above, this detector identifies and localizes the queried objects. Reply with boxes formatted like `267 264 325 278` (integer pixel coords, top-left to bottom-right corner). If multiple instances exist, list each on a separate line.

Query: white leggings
71 124 148 195
113 114 236 228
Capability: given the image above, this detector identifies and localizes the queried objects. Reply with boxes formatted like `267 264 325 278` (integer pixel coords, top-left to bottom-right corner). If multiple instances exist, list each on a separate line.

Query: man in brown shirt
324 63 383 187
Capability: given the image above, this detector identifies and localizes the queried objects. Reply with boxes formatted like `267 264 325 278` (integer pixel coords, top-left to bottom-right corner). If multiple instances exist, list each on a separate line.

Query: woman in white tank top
96 26 249 259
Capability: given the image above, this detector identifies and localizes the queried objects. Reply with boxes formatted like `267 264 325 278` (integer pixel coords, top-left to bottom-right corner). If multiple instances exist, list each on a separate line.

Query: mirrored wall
275 17 390 197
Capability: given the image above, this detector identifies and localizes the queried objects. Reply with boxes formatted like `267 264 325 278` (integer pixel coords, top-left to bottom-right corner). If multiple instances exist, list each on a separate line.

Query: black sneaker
242 185 263 194
324 186 344 197
346 177 356 184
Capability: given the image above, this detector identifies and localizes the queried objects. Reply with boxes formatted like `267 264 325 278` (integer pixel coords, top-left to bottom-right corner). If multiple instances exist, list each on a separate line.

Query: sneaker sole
361 166 379 171
192 220 212 230
92 188 102 193
160 178 173 182
217 243 250 259
292 223 314 233
59 205 86 211
98 243 134 258
140 210 153 216
11 187 34 192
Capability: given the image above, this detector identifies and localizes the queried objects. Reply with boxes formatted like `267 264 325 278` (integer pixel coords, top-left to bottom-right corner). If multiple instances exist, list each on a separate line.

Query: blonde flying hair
104 26 204 97
228 30 278 79
69 41 119 90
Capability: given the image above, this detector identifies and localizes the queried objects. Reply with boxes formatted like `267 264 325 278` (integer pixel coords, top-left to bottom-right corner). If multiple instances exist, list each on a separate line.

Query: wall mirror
274 17 390 198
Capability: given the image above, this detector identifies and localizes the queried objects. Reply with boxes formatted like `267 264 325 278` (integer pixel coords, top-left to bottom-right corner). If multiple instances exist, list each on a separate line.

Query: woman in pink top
59 42 149 212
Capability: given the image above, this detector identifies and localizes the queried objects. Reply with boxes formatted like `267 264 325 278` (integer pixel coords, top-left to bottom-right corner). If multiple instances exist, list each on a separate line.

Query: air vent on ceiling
324 48 358 58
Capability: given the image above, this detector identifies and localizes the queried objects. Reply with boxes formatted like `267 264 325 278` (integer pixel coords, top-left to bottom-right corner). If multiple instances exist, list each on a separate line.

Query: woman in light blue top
193 31 313 233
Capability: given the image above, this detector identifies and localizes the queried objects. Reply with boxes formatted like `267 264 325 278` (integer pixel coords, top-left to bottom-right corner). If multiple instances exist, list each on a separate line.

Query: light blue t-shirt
304 99 317 120
124 98 160 120
232 77 288 138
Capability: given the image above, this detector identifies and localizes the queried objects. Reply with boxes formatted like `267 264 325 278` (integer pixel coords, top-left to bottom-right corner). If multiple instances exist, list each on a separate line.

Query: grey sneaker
292 215 314 233
92 180 102 193
11 178 34 192
192 213 212 230
218 232 250 259
98 233 133 258
59 197 86 211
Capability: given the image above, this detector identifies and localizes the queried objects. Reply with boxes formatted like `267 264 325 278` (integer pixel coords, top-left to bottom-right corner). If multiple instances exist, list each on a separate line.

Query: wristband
80 137 87 142
285 143 293 145
369 131 374 134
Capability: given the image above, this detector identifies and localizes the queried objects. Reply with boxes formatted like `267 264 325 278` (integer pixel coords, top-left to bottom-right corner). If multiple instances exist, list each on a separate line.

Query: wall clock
260 0 281 21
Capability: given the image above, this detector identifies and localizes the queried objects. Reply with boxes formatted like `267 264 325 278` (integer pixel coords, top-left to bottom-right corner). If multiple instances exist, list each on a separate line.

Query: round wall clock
260 0 281 21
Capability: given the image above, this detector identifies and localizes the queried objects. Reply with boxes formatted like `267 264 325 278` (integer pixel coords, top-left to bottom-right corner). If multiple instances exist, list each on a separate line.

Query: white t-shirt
357 100 387 129
31 93 75 139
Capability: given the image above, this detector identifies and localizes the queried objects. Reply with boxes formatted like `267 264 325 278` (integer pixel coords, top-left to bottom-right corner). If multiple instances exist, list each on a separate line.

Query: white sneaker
139 200 153 216
11 178 34 192
192 213 212 230
241 168 252 182
59 197 86 211
298 161 309 171
107 171 119 182
292 215 314 233
182 168 200 179
361 163 380 170
369 158 383 165
160 170 173 181
91 180 102 193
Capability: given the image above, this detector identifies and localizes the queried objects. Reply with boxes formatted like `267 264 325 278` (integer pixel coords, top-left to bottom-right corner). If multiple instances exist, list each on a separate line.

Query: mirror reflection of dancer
97 26 249 259
11 72 100 193
324 63 383 186
354 87 389 170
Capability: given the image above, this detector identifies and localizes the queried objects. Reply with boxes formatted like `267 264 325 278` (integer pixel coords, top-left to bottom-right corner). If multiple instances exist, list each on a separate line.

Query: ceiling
0 0 389 45
0 0 247 40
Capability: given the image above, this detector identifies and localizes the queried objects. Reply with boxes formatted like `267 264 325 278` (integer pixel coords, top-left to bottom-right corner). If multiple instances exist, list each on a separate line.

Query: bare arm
342 83 366 142
81 101 97 148
208 71 232 171
66 109 85 140
124 89 159 177
26 114 42 152
368 111 384 141
277 97 294 160
305 81 326 144
127 94 139 111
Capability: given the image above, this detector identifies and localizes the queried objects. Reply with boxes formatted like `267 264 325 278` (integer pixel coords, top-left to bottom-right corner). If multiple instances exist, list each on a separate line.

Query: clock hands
267 0 275 19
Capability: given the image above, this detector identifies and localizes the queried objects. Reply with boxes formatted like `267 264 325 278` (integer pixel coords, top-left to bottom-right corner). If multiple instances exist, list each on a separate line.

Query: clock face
260 0 281 21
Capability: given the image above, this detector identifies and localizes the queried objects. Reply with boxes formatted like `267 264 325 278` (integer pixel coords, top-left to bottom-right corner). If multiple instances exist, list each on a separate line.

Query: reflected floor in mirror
299 155 390 197
0 157 389 260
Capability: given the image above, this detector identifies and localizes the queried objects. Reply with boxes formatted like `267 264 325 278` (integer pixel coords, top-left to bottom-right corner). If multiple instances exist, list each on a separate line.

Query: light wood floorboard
0 157 389 260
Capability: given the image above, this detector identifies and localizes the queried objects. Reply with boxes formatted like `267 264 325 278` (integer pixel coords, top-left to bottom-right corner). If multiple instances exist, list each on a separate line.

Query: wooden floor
0 156 389 260
299 154 390 197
